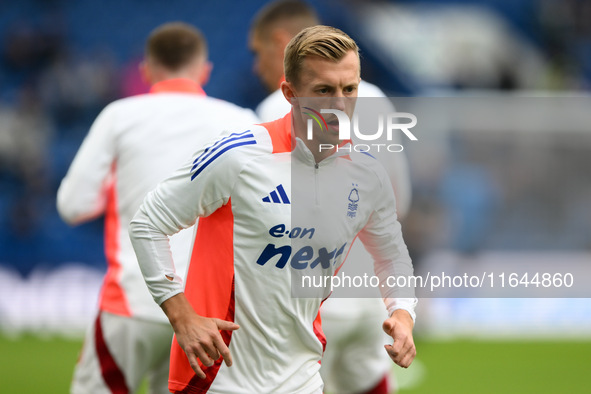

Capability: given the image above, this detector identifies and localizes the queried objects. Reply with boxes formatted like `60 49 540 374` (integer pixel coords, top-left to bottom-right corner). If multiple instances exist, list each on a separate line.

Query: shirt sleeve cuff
386 297 418 323
155 288 184 306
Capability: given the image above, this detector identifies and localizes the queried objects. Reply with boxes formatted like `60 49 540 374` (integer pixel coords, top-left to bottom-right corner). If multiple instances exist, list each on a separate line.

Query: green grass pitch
1 335 589 393
397 339 591 393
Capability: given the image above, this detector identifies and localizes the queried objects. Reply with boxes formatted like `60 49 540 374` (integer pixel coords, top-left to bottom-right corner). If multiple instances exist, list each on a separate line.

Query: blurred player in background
129 24 416 394
250 1 413 393
57 22 258 393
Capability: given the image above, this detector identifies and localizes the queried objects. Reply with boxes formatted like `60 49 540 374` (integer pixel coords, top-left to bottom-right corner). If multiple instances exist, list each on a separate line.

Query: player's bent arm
129 127 266 305
132 213 240 379
130 196 237 378
130 129 264 377
57 104 118 225
129 168 228 305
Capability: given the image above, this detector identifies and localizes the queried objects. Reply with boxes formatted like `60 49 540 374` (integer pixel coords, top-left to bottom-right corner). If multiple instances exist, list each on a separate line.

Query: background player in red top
58 22 257 394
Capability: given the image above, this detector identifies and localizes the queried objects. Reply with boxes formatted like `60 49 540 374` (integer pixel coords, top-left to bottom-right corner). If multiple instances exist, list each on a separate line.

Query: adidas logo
262 184 290 204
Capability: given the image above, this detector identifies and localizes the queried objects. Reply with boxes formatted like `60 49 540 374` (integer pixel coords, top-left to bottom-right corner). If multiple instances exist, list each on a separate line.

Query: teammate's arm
57 105 117 224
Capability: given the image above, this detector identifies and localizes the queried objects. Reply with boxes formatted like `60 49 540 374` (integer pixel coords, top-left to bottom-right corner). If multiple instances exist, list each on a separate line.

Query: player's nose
331 95 346 112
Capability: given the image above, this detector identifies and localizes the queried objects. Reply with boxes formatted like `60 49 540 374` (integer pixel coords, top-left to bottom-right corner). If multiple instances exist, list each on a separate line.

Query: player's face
249 32 284 92
292 50 360 145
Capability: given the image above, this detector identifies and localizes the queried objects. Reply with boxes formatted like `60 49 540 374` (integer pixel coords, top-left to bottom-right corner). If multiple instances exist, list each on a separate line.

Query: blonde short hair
284 25 359 86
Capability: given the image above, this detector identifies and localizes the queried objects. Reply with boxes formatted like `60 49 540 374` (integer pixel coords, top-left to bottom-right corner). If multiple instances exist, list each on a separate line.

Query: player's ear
281 80 298 108
199 61 213 86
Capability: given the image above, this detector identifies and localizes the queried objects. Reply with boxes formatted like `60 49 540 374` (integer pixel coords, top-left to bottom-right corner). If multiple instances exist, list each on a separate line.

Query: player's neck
291 114 336 164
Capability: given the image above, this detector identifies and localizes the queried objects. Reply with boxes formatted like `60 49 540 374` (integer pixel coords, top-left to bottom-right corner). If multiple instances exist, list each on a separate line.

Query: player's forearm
376 252 417 322
361 210 417 320
369 227 415 294
160 292 195 328
129 207 184 305
373 245 417 322
56 163 111 225
57 189 103 225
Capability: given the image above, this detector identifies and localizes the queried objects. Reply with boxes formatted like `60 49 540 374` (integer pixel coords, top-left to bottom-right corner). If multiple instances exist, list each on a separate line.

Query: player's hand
175 315 239 378
382 309 415 368
161 293 240 379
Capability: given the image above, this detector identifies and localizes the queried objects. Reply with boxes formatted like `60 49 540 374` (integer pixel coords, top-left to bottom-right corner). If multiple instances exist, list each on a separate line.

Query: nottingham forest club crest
347 184 359 218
